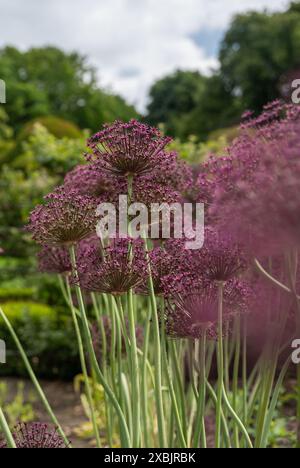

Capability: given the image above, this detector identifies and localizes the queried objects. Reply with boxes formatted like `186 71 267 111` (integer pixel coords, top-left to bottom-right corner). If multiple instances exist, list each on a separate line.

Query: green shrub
0 301 80 380
0 287 35 302
19 116 83 140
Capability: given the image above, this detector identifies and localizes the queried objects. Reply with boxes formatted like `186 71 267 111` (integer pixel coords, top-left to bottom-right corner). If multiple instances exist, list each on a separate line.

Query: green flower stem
91 293 114 447
254 258 300 298
108 294 118 395
221 383 253 448
205 379 231 448
224 327 230 394
0 306 70 447
65 279 101 448
215 281 224 448
193 332 207 448
127 289 141 447
69 245 131 448
254 349 278 448
169 340 188 441
141 298 152 448
232 315 241 448
143 238 167 447
261 356 291 448
160 299 187 448
242 317 248 425
0 407 16 448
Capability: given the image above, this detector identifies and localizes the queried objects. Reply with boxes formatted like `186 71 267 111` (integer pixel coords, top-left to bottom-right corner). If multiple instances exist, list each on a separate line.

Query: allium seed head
0 423 69 449
27 188 99 247
76 238 147 296
87 120 172 177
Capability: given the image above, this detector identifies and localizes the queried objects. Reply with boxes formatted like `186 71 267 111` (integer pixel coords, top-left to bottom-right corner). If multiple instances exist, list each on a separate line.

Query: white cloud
0 0 288 111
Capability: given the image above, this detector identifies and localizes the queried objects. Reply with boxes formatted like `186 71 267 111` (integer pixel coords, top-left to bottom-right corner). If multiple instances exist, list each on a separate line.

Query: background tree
146 70 206 138
0 46 138 132
219 4 300 113
146 2 300 140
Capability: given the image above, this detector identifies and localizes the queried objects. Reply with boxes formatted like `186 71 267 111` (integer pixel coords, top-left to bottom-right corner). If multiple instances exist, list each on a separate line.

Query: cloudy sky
0 0 288 111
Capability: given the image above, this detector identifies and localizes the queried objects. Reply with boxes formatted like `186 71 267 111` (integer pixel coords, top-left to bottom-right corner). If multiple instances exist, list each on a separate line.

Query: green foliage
19 116 83 140
146 2 300 140
0 46 138 132
219 4 300 113
0 165 56 257
0 125 87 256
169 126 238 164
0 381 36 427
0 108 15 161
147 70 206 138
0 287 35 302
0 301 80 379
13 124 86 176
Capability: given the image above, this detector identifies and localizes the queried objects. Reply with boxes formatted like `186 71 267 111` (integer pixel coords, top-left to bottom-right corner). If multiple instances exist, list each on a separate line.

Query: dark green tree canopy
145 2 300 141
219 5 300 112
146 70 206 137
0 46 138 132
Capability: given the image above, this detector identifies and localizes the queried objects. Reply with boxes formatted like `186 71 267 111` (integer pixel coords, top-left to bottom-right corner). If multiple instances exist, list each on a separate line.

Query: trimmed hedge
0 301 80 380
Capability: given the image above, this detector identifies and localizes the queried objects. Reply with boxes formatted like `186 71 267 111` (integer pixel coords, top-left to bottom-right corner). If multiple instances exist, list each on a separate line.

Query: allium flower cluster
0 423 68 449
87 120 173 177
38 245 71 275
27 189 99 246
166 280 251 340
195 228 248 282
137 240 192 296
63 163 131 206
209 102 300 256
76 238 147 296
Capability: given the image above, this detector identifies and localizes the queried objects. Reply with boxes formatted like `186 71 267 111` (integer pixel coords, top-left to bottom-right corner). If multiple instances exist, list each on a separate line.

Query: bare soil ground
3 377 93 448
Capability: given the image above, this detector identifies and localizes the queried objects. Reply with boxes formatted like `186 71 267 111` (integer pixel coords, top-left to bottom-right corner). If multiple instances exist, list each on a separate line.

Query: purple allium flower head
140 156 194 197
76 238 147 296
136 241 192 296
208 102 300 256
87 120 172 177
133 177 181 206
166 280 251 341
247 274 294 351
27 188 99 247
38 245 71 275
196 228 248 282
64 163 126 204
0 423 69 449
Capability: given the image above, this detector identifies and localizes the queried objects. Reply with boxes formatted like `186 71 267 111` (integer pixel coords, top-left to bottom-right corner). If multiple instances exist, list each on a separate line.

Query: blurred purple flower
166 280 251 340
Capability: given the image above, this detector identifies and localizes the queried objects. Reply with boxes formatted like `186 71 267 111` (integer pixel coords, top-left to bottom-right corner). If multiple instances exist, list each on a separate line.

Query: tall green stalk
232 315 241 448
215 281 224 448
143 238 167 447
193 332 207 448
68 245 131 447
0 307 70 447
127 289 141 447
160 298 187 448
0 407 16 448
65 278 101 448
141 298 152 447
